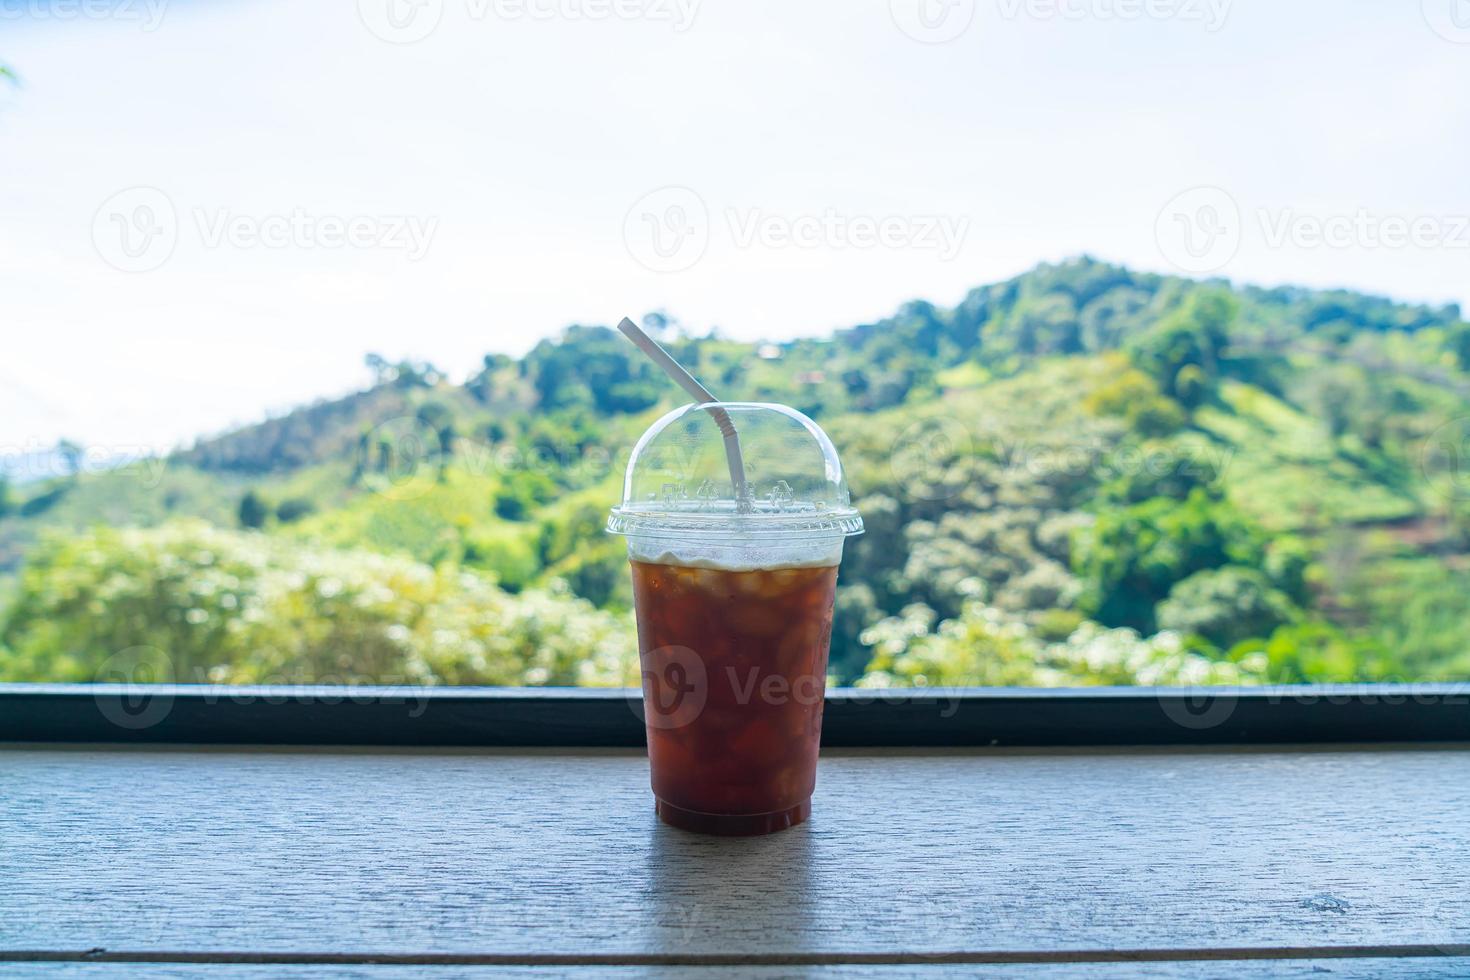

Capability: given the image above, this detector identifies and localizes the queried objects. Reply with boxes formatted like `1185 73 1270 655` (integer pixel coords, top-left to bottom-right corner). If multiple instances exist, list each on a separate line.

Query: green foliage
1448 322 1470 372
1334 549 1470 679
55 440 83 477
1074 489 1264 632
494 469 557 523
238 490 270 529
1126 288 1234 403
523 325 665 414
1083 360 1187 436
1095 446 1220 506
1173 364 1208 409
1244 621 1395 684
0 523 636 687
1155 566 1292 648
275 497 317 524
856 600 1266 688
4 258 1470 688
18 482 69 518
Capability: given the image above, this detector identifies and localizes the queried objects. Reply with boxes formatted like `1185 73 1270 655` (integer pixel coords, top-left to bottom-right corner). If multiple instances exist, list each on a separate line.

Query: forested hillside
4 257 1468 687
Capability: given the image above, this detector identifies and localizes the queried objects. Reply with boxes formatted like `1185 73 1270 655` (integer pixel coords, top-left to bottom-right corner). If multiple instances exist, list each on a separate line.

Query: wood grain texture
2 746 1469 961
13 964 1470 980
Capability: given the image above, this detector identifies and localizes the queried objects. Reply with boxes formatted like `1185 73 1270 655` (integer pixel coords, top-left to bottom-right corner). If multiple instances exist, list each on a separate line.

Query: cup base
655 798 810 836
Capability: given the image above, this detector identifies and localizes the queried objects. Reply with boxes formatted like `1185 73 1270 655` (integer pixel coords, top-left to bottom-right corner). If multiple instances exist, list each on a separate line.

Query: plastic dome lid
607 402 864 541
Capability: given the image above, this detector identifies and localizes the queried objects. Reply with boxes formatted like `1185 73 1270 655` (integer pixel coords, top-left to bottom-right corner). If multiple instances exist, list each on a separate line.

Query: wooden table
4 744 1469 977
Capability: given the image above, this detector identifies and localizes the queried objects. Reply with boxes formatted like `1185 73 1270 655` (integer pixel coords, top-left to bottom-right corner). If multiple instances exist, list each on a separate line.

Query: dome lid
607 402 863 540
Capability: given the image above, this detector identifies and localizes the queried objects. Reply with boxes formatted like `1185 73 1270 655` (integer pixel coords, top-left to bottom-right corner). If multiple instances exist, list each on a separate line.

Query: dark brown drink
630 559 838 835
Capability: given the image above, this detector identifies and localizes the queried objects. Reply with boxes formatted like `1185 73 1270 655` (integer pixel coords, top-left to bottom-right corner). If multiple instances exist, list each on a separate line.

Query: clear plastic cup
608 402 863 835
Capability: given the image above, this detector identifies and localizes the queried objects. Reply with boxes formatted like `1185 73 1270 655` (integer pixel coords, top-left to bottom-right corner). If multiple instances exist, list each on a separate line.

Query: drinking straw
616 317 749 505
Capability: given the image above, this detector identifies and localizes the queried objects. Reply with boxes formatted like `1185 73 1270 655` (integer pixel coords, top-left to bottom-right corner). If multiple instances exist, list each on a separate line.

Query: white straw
616 317 749 504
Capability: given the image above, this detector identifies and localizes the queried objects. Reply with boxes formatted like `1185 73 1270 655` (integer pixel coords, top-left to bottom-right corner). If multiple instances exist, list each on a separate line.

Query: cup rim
606 505 864 539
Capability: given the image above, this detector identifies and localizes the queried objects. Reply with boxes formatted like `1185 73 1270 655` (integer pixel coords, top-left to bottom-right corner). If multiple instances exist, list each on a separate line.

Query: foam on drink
626 531 843 573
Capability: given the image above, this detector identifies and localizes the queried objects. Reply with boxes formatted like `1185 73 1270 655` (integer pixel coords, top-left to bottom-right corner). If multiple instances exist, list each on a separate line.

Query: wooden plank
2 747 1468 958
12 962 1470 979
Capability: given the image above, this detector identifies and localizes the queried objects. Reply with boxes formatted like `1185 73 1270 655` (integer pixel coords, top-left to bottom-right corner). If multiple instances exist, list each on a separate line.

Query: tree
275 497 316 524
1127 289 1235 403
856 598 1265 689
1448 322 1470 373
1073 489 1265 632
1156 566 1292 648
1082 361 1186 437
55 439 83 478
523 325 662 414
414 401 457 461
238 490 269 529
0 522 638 687
365 352 394 385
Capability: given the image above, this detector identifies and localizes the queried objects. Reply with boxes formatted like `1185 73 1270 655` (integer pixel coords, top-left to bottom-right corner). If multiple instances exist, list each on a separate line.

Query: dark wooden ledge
3 683 1470 747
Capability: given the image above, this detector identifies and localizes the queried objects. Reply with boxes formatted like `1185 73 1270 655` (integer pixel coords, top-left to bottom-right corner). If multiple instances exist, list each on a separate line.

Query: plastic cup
608 402 863 835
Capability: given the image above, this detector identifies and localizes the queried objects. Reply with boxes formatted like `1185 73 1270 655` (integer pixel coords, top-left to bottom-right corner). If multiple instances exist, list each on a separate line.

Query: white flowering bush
0 521 638 687
856 598 1268 688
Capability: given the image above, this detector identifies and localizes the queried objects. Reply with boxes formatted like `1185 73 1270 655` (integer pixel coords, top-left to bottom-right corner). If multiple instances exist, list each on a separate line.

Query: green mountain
4 257 1469 687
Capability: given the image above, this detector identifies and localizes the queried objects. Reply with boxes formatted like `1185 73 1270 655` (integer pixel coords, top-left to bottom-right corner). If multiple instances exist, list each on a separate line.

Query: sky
2 0 1468 454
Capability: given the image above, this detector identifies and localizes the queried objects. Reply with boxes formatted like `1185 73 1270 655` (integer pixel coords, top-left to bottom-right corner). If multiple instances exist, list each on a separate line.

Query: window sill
2 683 1469 747
3 742 1469 974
